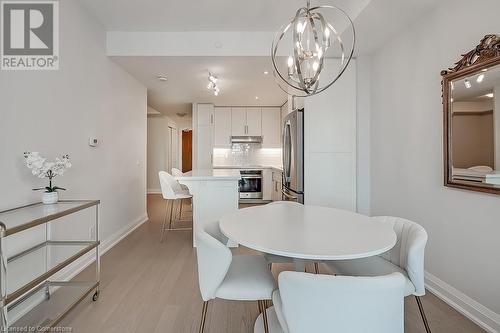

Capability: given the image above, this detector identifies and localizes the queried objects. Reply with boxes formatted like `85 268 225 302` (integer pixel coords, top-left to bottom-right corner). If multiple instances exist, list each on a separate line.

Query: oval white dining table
219 201 397 262
219 201 397 333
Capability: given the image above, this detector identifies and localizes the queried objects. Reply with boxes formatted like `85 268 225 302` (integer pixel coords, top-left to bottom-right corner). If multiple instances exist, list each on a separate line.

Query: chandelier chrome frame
271 0 355 97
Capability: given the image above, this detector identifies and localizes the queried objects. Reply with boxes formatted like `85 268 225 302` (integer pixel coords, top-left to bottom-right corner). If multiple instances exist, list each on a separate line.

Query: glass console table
0 200 100 331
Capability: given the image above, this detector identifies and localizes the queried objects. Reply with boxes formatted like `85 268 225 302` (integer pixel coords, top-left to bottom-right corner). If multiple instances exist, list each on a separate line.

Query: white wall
0 0 147 253
147 112 179 192
368 0 500 329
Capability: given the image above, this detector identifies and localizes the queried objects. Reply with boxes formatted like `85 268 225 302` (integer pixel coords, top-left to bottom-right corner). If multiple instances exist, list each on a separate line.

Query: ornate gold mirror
442 35 500 194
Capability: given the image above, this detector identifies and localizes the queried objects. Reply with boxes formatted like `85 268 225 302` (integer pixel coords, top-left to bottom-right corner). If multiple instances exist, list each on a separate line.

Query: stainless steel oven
239 170 263 200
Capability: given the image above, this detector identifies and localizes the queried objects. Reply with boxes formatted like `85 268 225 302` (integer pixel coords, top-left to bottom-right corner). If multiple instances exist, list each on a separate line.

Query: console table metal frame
0 200 100 331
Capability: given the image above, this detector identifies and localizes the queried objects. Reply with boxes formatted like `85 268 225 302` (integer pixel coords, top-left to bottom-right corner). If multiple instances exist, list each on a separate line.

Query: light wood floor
60 194 486 332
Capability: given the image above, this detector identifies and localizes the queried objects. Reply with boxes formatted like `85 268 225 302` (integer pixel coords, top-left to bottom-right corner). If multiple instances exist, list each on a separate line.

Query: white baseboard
54 214 149 282
147 189 161 194
425 271 500 333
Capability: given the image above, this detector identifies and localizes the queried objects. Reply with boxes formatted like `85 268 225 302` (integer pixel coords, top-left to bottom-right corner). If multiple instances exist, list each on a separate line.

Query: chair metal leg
179 199 183 219
168 199 175 230
314 262 320 274
199 301 209 333
259 300 270 333
415 296 431 333
160 200 170 242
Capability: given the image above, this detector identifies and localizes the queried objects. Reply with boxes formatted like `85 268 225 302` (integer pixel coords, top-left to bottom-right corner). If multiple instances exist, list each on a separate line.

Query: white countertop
175 169 241 181
214 165 283 172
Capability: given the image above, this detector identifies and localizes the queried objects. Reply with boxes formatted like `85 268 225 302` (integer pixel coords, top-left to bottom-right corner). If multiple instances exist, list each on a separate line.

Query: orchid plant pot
23 152 71 205
42 191 59 205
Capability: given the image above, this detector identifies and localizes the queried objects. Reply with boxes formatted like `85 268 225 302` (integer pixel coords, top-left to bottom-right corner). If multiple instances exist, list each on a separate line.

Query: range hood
230 136 262 144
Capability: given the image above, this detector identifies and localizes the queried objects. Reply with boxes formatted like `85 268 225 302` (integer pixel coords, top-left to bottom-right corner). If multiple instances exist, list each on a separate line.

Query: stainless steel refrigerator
282 108 304 203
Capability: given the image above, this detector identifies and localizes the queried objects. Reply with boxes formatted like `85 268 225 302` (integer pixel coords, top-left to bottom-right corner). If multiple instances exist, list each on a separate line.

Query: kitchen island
175 169 241 247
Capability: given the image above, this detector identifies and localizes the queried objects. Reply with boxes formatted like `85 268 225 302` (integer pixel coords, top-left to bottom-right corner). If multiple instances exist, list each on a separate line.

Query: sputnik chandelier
271 0 355 97
207 72 220 96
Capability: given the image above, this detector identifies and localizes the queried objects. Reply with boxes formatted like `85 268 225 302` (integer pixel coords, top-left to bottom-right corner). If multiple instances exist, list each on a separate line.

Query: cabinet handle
210 114 214 124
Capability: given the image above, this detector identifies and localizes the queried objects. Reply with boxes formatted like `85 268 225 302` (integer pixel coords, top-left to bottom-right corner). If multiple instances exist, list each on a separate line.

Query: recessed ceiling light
464 79 472 89
157 75 167 82
263 71 269 75
255 96 259 100
477 74 485 83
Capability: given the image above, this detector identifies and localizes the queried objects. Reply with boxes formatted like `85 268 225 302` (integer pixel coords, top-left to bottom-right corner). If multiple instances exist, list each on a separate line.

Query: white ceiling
112 56 287 115
81 0 441 117
78 0 371 31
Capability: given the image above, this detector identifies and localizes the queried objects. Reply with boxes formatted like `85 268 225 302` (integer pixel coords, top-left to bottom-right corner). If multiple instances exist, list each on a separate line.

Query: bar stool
158 171 193 242
171 168 191 220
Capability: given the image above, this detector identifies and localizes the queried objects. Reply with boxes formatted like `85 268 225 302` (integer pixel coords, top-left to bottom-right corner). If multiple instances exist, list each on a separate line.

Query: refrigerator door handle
282 189 298 201
283 120 292 183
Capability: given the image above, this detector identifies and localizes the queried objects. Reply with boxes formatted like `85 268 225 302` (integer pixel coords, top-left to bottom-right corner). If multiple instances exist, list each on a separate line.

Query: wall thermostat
89 137 99 147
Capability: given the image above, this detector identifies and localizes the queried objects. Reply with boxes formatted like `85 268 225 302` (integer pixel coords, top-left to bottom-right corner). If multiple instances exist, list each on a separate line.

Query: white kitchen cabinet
303 59 357 211
197 103 215 126
246 107 262 136
196 125 214 169
231 107 247 136
214 107 232 147
271 169 283 201
193 103 214 169
231 107 262 136
261 107 281 147
262 168 273 201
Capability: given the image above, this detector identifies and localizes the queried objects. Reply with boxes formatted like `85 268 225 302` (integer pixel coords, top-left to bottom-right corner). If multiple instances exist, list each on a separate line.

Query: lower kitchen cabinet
271 169 283 201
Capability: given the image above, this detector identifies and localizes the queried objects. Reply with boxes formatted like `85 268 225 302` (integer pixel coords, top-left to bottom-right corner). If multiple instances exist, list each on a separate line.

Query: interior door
182 130 192 172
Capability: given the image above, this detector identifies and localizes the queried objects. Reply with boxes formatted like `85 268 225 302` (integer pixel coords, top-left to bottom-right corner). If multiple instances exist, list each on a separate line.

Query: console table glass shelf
0 200 100 331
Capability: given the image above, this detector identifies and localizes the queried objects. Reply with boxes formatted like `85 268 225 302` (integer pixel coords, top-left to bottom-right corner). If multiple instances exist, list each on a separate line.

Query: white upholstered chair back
277 271 405 333
195 224 232 301
158 171 183 200
373 216 428 295
171 168 184 177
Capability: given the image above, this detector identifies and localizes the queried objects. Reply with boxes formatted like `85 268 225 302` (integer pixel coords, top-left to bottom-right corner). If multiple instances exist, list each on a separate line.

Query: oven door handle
240 175 263 179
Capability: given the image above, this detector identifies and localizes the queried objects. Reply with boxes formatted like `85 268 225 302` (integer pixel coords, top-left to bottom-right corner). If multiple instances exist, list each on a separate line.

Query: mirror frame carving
442 34 500 194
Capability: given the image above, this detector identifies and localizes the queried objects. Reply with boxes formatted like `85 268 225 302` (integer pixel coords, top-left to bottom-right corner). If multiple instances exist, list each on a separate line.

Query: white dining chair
324 216 431 332
171 167 185 177
171 167 190 219
195 221 277 333
264 201 320 274
158 171 192 242
270 271 405 333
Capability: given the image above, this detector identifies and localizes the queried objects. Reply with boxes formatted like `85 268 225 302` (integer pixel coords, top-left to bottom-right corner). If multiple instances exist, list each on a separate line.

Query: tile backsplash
213 144 282 167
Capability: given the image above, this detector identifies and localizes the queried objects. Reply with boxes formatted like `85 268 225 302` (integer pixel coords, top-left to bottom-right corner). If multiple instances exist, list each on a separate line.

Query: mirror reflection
451 64 500 187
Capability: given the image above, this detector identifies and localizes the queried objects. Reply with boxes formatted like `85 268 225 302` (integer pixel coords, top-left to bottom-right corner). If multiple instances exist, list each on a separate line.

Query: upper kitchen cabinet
197 103 215 126
231 107 262 136
245 107 262 136
261 107 281 147
231 107 247 136
214 107 232 147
